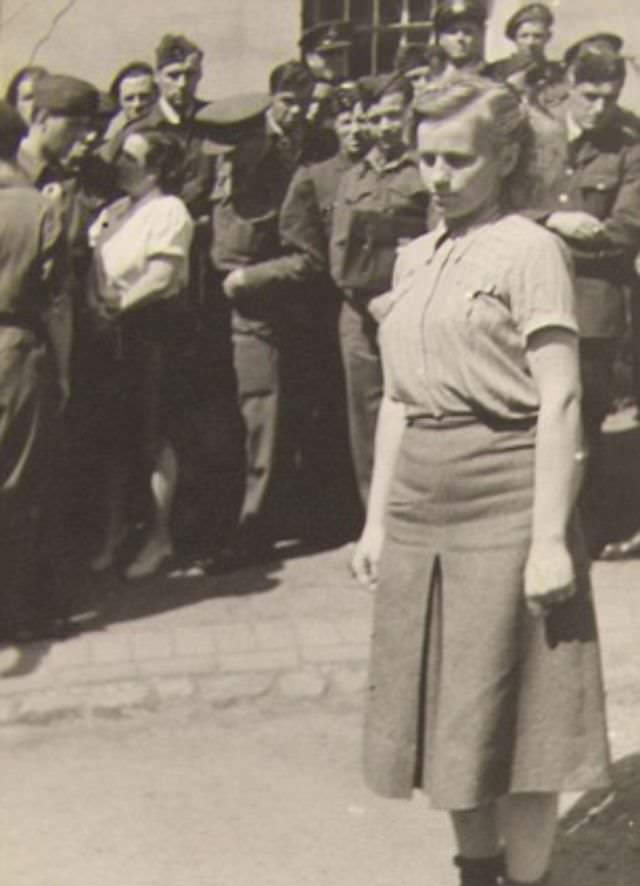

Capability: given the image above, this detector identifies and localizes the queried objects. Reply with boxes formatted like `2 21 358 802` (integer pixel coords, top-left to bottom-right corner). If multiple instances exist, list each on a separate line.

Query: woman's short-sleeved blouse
91 193 194 305
375 214 578 422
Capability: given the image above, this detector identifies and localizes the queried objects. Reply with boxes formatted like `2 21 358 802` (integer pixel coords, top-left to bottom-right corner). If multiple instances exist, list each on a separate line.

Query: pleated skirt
362 417 611 810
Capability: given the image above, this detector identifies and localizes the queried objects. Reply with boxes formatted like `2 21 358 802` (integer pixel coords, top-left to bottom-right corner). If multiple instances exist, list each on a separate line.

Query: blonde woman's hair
410 74 535 206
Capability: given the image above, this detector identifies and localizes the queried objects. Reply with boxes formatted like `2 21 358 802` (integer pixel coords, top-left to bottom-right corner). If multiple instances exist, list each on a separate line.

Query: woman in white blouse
90 130 194 579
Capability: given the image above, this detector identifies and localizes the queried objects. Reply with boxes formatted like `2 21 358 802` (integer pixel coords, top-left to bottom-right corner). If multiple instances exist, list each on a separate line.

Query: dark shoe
454 853 505 886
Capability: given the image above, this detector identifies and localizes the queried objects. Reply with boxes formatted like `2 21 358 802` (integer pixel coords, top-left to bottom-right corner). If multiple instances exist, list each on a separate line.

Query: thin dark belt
406 412 537 432
0 311 48 342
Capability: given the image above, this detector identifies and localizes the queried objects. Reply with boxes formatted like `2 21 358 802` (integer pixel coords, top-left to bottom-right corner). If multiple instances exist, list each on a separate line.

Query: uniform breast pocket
580 170 619 219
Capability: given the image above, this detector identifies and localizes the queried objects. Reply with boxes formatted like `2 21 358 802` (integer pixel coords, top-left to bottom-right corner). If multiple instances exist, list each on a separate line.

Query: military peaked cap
433 0 487 33
299 21 353 55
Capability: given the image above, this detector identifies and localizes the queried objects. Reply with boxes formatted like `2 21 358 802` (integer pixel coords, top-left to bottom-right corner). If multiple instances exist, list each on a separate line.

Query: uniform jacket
210 122 300 274
236 151 354 293
526 105 640 338
330 147 429 295
0 167 69 388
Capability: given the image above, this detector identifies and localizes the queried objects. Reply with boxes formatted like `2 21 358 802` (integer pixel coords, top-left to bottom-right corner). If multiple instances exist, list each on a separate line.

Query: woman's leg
126 442 177 579
502 792 557 884
150 442 178 551
450 805 504 885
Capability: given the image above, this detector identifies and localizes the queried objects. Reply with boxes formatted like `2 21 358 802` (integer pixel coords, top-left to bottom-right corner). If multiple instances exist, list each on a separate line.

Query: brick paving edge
0 664 369 727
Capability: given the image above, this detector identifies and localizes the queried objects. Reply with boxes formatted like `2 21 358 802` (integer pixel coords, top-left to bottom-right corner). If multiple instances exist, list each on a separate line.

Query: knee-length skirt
362 417 611 810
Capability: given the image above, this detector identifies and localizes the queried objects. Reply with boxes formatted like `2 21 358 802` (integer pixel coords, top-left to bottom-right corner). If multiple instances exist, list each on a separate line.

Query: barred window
302 0 435 76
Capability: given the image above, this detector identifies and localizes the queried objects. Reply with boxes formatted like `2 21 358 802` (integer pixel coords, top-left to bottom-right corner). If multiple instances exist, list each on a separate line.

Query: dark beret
505 3 553 41
155 34 203 70
434 0 487 33
33 74 99 117
564 32 624 68
299 21 353 55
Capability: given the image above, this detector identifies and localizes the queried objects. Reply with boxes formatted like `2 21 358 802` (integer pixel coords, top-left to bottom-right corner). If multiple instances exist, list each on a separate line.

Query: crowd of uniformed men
1 0 640 641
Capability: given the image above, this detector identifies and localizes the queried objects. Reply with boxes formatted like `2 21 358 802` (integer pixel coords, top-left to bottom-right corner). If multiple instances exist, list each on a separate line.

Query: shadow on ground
554 754 640 886
59 531 352 637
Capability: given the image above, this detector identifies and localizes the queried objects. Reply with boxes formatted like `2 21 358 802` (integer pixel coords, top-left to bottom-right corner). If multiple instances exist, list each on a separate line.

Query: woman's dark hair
109 61 156 105
5 65 48 107
123 129 185 194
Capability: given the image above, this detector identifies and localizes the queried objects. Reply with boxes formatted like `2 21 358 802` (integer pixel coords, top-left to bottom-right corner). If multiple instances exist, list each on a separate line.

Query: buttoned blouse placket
417 235 457 406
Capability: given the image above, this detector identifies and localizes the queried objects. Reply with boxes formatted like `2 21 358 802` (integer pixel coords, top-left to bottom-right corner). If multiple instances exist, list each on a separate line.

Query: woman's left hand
524 539 576 618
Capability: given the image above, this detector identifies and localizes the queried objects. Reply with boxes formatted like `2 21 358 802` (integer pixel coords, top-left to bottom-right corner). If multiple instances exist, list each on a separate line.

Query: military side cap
564 32 624 67
33 74 99 117
434 0 487 32
155 33 203 69
299 21 353 55
505 3 553 40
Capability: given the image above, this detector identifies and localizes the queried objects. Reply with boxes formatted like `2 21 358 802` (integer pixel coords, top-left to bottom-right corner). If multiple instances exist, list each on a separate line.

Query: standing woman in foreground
353 77 610 886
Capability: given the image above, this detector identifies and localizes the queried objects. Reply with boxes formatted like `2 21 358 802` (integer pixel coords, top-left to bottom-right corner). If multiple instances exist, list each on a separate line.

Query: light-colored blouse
90 193 194 310
374 213 578 422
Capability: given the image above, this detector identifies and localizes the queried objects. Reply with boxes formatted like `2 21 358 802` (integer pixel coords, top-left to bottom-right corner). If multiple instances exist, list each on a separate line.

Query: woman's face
16 76 37 125
417 112 512 224
116 133 157 198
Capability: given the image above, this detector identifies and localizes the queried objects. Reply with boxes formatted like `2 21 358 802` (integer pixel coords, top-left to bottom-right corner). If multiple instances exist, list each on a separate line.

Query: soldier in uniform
486 3 564 106
393 44 447 100
433 0 489 78
103 61 157 142
298 22 355 164
212 84 370 540
212 62 314 559
0 102 70 640
532 37 640 555
330 74 429 506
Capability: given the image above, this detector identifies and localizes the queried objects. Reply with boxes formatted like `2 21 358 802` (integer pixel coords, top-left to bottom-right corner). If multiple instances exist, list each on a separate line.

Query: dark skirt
362 417 611 810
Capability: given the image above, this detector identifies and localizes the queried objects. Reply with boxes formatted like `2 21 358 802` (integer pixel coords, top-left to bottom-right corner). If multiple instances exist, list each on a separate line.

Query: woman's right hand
351 523 385 591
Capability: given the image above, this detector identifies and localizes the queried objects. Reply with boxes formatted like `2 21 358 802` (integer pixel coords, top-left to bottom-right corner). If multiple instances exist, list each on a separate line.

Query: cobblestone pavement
1 532 640 742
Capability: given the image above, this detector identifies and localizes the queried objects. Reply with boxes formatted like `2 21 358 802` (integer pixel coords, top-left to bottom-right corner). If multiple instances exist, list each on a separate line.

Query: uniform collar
364 144 413 174
566 113 583 143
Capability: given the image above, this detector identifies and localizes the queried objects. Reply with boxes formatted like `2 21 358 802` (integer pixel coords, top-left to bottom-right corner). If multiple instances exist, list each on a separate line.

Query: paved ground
0 415 640 884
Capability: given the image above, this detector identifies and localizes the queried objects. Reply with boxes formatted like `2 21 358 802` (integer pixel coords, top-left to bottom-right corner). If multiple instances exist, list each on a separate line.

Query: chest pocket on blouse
463 284 511 337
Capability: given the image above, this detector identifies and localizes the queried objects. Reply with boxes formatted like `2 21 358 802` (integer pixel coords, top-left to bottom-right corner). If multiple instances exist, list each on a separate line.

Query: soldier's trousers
232 319 283 542
0 329 59 637
338 299 384 508
579 337 618 556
